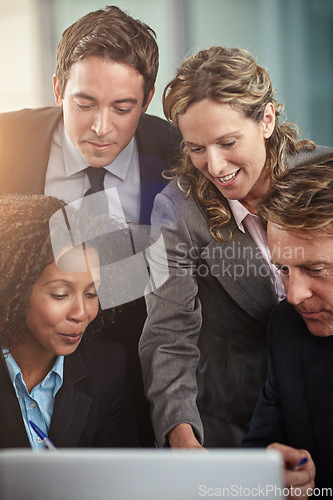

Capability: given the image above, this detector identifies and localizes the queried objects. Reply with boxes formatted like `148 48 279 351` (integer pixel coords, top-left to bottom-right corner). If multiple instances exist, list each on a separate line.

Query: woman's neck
240 170 272 215
10 344 57 393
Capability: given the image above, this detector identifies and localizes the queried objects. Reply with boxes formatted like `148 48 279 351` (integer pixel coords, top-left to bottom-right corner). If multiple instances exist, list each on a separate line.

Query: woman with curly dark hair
0 194 138 449
139 46 332 450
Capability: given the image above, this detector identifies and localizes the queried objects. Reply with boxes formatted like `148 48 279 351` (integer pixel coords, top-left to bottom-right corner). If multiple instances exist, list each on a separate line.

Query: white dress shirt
44 120 141 223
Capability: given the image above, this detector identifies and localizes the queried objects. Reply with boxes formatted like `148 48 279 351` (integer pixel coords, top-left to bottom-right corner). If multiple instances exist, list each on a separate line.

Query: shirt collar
2 349 64 395
61 122 136 181
227 199 251 233
51 355 64 396
2 349 20 384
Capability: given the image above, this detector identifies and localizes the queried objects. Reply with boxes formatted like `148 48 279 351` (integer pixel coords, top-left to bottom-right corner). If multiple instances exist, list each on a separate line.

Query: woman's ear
262 102 276 139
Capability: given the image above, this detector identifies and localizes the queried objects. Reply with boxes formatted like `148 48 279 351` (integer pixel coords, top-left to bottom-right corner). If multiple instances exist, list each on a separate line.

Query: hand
168 423 206 450
267 443 315 499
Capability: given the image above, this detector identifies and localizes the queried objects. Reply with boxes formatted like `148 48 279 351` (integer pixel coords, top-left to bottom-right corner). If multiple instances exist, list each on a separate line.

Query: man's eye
275 264 289 277
116 108 131 114
76 102 92 110
306 267 325 276
220 140 236 149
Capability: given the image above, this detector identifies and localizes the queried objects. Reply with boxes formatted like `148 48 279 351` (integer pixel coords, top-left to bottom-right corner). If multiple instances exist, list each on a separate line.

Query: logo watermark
198 484 332 497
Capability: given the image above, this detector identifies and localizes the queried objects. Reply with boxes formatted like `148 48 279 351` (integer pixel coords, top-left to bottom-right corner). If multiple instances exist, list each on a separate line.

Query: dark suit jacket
0 337 139 449
0 107 181 225
243 301 333 490
0 107 181 447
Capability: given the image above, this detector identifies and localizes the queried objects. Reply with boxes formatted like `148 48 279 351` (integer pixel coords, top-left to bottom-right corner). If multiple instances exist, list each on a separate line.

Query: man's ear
141 86 155 114
262 102 276 139
53 75 63 107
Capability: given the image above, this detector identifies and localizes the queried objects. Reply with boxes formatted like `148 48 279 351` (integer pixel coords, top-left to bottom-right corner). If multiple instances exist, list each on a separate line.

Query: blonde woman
139 46 331 449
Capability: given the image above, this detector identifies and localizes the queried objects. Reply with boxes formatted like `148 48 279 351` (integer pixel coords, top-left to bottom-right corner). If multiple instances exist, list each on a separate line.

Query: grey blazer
139 146 332 448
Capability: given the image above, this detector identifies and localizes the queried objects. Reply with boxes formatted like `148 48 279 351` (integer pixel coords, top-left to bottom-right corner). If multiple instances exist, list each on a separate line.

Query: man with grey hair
243 153 333 496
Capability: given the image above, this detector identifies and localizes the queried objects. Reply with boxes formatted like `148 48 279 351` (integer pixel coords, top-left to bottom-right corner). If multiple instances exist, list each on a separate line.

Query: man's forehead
267 221 333 264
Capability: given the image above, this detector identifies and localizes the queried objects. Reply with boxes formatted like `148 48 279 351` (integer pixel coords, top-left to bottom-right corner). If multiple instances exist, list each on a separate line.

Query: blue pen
295 456 308 470
29 420 57 451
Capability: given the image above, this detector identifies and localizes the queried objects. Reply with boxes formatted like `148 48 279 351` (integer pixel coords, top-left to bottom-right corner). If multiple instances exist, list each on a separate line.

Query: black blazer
243 301 333 490
0 337 139 449
0 107 181 225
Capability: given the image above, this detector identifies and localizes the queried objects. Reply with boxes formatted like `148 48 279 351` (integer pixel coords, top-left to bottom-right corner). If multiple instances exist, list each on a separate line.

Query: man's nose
91 109 113 137
286 272 313 306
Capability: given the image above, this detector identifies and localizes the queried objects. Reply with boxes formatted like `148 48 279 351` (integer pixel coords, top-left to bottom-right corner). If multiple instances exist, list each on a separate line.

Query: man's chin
80 146 119 168
83 155 117 168
303 317 333 337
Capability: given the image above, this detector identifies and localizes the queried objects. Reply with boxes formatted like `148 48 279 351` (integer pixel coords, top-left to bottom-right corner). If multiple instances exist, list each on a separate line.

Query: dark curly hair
0 194 120 350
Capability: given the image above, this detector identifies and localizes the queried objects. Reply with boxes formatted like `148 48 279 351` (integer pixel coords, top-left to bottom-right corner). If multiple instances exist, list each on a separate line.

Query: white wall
0 0 44 111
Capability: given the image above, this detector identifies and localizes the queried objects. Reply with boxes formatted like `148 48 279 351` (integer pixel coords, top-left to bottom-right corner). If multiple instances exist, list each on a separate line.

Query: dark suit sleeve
242 310 288 447
89 340 140 448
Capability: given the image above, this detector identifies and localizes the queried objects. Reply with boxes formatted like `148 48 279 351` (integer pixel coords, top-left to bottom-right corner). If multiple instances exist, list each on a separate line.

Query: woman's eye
189 146 203 154
51 294 67 300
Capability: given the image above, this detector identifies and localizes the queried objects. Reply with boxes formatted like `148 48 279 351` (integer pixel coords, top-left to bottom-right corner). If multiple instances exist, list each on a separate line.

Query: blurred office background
0 0 332 145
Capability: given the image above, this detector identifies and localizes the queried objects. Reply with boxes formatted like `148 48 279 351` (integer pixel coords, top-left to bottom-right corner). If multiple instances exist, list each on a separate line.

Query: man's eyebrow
72 92 138 105
271 259 332 267
72 92 96 101
113 98 138 105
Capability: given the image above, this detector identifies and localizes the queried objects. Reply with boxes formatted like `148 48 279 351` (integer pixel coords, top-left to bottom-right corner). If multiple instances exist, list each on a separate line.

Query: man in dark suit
0 6 180 447
243 153 333 497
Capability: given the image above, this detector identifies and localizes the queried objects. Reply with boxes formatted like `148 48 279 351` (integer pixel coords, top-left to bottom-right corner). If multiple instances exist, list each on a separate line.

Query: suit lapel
135 114 182 225
200 212 277 326
137 153 167 225
136 119 167 225
49 347 92 447
0 357 30 448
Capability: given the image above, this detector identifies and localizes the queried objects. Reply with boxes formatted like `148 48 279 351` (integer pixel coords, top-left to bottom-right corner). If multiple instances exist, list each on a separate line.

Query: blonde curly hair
163 46 315 241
